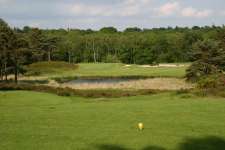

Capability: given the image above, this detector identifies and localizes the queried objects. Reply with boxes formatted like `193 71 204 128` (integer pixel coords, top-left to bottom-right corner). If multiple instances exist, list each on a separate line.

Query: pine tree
186 39 225 82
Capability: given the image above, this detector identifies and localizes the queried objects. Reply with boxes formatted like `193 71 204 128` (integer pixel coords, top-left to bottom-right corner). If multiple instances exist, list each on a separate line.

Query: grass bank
25 61 78 76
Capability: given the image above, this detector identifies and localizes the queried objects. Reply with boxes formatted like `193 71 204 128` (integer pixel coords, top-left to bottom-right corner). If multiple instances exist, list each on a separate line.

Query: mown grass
0 91 224 150
24 62 188 79
75 63 187 78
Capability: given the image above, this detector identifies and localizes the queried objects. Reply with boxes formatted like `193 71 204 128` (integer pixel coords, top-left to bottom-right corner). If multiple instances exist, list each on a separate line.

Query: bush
192 73 225 97
186 62 219 82
197 74 225 89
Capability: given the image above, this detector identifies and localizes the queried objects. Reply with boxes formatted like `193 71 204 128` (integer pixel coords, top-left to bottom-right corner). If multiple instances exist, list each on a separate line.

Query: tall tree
0 18 14 81
27 28 45 62
41 36 59 61
12 34 29 83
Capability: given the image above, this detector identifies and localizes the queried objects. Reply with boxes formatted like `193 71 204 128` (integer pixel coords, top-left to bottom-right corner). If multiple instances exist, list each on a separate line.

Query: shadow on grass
178 136 225 150
96 144 166 150
97 144 129 150
96 136 225 150
142 146 166 150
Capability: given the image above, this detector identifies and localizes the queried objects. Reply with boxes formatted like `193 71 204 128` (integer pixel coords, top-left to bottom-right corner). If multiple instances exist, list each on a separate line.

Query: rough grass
0 91 225 150
24 62 188 79
61 78 194 90
0 82 160 98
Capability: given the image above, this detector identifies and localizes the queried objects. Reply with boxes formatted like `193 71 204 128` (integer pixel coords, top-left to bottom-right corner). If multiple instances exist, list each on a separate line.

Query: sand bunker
124 64 188 68
139 64 187 68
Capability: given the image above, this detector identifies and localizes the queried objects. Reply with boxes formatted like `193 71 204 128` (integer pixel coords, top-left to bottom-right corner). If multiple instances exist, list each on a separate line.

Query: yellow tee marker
138 123 144 130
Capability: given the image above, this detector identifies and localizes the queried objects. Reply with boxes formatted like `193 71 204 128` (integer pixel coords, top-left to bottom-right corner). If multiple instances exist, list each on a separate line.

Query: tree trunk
14 64 18 84
68 51 71 64
96 49 99 62
0 63 3 81
48 50 51 62
0 67 3 81
4 62 7 81
93 50 96 63
92 40 96 63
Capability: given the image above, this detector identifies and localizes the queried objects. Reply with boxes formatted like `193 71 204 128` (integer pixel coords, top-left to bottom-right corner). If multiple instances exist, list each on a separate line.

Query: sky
0 0 225 30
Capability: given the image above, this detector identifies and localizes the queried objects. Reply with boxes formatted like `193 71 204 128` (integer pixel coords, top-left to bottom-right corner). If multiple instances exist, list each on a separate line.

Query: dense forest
1 18 225 82
25 25 225 64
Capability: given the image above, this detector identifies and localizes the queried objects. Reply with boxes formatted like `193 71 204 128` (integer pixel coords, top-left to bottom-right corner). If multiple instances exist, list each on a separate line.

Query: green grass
0 91 224 150
74 63 187 78
25 62 188 79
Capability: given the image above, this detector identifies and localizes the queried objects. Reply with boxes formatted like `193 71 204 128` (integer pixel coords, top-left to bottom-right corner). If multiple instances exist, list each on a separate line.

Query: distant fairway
0 91 225 150
74 63 188 78
25 62 188 79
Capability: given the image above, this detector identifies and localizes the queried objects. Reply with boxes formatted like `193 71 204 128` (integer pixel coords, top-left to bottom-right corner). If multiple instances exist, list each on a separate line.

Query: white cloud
0 0 13 5
0 0 10 3
62 0 152 17
123 0 151 5
156 2 180 16
155 2 212 18
221 11 225 16
181 7 197 17
70 3 108 16
181 7 212 18
119 0 152 17
120 5 141 17
195 10 212 18
1 0 223 29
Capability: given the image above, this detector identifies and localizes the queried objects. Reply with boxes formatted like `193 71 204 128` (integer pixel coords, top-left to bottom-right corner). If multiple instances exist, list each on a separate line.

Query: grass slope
0 91 224 150
25 61 78 76
25 62 187 78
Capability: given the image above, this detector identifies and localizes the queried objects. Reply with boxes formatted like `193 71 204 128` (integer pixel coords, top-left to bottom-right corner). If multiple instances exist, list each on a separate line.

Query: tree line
0 18 225 82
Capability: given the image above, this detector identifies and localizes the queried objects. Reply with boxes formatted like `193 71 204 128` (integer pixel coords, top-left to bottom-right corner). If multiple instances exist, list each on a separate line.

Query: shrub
197 74 225 89
186 62 219 82
186 39 225 82
192 74 225 97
